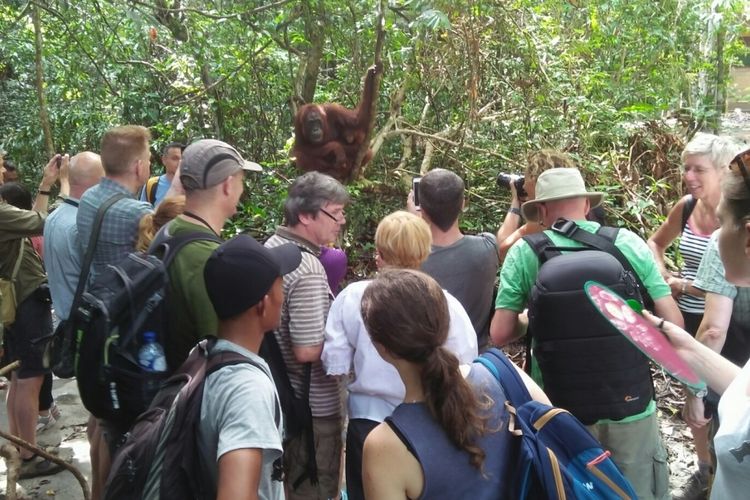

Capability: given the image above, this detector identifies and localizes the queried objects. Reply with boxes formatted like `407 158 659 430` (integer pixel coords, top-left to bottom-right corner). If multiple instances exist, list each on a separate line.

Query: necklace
182 210 220 238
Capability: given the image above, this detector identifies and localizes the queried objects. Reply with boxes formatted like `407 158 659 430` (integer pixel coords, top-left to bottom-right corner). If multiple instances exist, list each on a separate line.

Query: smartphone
413 177 421 207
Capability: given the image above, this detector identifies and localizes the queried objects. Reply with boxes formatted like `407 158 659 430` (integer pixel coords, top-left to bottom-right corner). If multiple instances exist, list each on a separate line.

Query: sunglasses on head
729 148 750 192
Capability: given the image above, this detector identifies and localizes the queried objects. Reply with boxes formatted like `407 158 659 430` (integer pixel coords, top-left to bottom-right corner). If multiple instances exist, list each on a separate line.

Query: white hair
682 132 740 170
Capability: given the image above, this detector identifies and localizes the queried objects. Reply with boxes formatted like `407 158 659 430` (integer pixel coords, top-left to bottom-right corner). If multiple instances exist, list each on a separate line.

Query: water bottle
138 331 167 372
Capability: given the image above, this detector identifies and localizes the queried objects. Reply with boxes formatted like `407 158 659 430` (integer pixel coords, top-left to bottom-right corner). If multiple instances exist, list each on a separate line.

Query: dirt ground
0 377 91 500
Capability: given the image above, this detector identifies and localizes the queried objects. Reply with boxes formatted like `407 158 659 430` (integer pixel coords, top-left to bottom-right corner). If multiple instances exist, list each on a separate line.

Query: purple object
320 246 348 295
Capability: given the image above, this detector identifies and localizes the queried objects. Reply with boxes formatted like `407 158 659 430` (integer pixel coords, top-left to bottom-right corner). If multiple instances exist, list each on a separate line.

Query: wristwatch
508 207 521 216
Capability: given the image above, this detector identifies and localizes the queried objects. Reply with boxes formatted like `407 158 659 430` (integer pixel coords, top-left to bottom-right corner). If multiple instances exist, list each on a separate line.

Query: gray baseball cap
180 139 262 191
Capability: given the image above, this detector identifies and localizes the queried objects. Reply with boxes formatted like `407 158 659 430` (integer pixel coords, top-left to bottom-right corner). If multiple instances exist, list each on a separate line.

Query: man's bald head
69 151 104 198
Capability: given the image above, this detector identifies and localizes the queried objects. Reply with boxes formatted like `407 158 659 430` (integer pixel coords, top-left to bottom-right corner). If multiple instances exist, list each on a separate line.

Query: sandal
18 454 63 479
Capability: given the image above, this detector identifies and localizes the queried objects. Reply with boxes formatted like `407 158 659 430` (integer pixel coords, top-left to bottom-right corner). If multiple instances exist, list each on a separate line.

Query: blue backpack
474 348 637 500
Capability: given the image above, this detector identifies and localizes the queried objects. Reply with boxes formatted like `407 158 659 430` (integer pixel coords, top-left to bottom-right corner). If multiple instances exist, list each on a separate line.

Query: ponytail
422 347 486 469
361 269 488 469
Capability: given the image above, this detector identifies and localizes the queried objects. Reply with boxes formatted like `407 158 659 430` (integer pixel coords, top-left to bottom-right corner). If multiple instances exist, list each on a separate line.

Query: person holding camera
496 150 605 262
1 153 65 478
407 169 498 351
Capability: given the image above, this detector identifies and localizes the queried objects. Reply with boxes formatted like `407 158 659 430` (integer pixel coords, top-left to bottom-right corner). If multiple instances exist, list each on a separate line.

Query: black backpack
104 338 278 500
259 332 317 489
523 219 654 425
72 228 222 429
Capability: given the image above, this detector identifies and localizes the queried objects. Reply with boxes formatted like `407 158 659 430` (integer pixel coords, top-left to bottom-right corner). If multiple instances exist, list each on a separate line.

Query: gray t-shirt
198 339 284 500
421 233 499 349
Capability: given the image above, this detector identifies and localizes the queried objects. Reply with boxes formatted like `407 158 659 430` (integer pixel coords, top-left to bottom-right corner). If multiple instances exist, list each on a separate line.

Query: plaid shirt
76 177 152 283
694 231 750 327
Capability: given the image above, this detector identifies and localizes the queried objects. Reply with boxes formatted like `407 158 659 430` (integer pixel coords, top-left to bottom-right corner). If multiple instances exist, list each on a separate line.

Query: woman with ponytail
361 269 549 499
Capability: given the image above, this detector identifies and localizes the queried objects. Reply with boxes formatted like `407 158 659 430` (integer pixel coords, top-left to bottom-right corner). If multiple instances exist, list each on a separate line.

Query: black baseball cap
204 234 301 320
180 139 262 191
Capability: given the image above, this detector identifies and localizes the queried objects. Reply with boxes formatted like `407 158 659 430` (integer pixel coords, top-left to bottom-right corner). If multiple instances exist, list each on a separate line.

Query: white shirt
322 280 478 422
712 358 750 499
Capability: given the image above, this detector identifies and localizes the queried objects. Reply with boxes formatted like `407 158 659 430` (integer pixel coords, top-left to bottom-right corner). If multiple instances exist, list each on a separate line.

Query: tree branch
349 0 387 182
170 40 273 105
29 0 120 97
123 0 295 20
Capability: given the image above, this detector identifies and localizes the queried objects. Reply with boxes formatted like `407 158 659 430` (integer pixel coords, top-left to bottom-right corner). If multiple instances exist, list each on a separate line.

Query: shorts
5 285 53 379
284 414 343 500
587 411 670 500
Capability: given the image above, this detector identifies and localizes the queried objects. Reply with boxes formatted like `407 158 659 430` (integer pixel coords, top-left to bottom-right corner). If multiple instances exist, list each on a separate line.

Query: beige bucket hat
521 168 604 221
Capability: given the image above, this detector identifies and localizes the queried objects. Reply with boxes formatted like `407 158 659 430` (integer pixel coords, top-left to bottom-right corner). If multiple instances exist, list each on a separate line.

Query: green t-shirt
495 220 671 422
164 217 221 370
0 204 47 304
496 220 671 312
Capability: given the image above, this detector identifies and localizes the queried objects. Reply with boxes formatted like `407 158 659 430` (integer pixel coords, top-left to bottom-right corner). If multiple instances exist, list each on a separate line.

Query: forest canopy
1 0 748 275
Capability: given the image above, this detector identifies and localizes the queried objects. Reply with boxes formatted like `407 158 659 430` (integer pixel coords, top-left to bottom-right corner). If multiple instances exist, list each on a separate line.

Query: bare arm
644 311 739 395
653 295 685 329
498 223 542 262
513 362 551 404
32 154 63 213
684 293 733 427
695 293 733 352
363 423 421 500
216 448 262 500
647 198 685 279
58 154 70 198
496 180 524 256
490 308 523 346
292 344 323 363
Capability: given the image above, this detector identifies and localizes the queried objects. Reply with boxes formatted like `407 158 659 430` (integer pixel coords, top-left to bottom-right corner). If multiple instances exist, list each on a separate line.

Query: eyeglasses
319 207 345 223
729 148 750 192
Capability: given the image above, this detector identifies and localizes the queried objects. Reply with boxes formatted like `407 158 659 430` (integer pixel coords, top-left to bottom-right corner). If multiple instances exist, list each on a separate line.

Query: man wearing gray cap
162 138 262 370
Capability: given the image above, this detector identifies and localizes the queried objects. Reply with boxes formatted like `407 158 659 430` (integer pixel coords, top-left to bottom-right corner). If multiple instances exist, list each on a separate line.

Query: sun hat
521 168 604 221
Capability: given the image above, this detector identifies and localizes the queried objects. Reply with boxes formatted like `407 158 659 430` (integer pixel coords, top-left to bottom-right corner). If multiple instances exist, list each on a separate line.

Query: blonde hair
136 195 186 251
375 211 432 269
100 125 151 176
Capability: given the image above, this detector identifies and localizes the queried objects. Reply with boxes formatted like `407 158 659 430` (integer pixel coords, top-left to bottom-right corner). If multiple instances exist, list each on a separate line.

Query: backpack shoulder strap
70 193 127 313
551 219 653 306
148 226 223 267
146 176 160 204
474 348 532 408
521 231 559 265
681 194 697 233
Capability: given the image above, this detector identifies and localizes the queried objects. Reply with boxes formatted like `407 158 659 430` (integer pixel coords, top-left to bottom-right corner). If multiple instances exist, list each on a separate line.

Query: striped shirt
677 221 711 314
265 227 341 418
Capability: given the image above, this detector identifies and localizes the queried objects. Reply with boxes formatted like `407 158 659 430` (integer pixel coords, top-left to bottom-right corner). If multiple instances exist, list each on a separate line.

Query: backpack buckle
550 218 577 236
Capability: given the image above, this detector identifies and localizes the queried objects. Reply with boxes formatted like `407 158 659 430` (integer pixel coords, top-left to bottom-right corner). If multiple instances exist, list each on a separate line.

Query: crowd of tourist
0 127 748 500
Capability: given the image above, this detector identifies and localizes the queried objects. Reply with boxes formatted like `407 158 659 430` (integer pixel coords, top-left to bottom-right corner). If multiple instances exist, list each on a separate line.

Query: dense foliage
1 0 747 277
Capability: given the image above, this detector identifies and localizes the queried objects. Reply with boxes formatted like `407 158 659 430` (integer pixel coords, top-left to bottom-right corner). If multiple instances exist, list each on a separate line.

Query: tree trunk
200 62 225 140
300 0 324 103
32 5 54 157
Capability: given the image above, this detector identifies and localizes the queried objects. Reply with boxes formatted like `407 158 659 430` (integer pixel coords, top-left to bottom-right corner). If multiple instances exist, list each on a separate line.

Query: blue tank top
385 363 517 499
